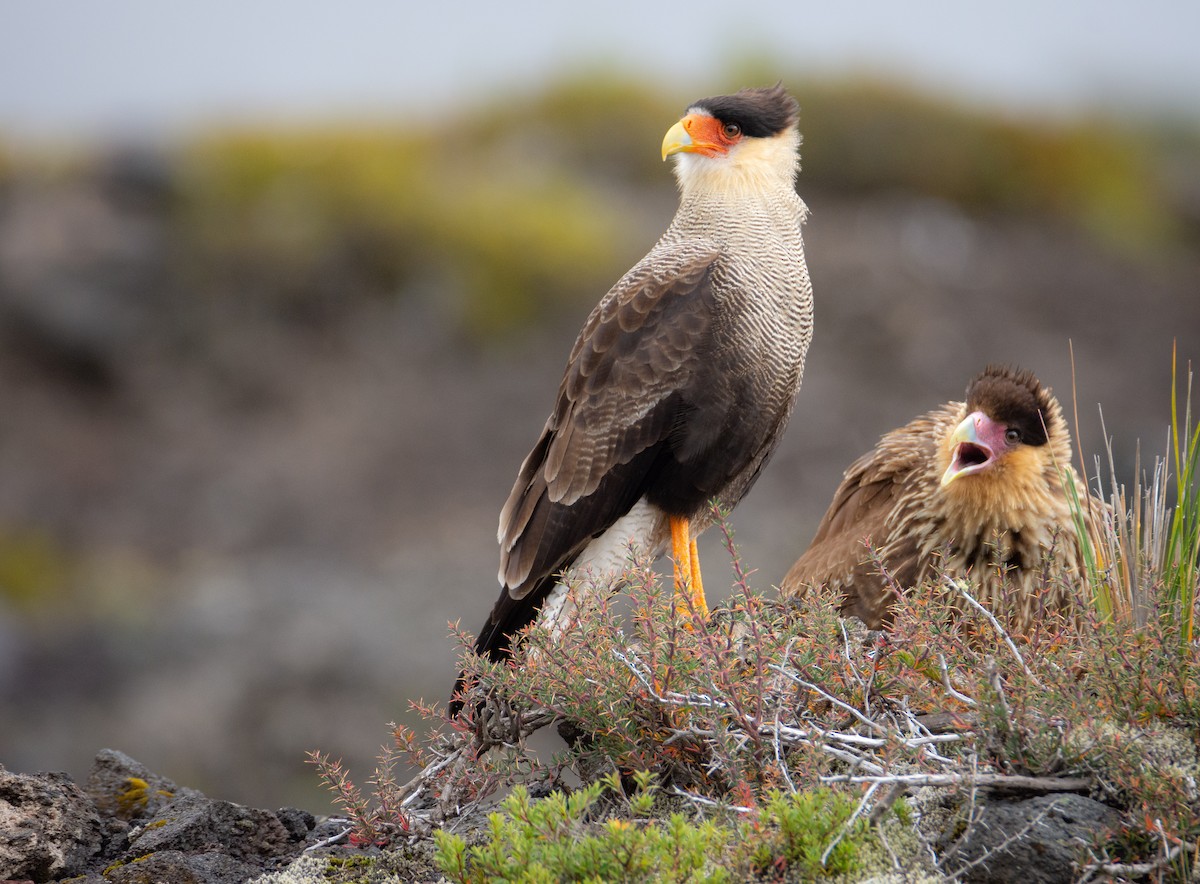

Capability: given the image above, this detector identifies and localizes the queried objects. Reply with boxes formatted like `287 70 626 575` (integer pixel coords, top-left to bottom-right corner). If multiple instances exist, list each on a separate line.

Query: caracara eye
722 123 742 139
1005 428 1021 444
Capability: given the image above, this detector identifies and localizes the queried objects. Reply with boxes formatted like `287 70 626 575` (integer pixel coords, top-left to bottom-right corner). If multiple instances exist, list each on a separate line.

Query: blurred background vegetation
73 76 1200 340
1 61 1198 813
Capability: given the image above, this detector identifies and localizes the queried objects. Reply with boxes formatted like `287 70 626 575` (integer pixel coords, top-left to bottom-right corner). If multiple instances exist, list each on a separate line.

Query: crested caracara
781 365 1110 632
453 85 812 711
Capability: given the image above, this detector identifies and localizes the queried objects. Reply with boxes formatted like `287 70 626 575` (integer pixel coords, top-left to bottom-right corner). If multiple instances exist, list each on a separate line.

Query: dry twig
820 772 1093 794
946 577 1040 684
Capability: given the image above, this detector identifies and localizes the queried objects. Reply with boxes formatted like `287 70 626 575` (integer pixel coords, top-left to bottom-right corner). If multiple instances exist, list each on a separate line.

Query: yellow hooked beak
661 119 694 160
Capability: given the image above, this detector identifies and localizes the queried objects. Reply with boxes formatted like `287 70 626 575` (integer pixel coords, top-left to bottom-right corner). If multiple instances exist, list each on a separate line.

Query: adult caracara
452 85 812 710
781 366 1109 632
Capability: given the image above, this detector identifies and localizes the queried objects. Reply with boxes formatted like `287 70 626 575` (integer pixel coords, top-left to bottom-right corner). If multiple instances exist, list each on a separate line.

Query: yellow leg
670 514 691 591
689 537 707 616
669 515 708 619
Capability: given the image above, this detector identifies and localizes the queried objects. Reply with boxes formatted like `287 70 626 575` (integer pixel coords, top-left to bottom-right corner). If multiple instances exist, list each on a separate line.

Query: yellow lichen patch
117 777 151 817
101 859 127 875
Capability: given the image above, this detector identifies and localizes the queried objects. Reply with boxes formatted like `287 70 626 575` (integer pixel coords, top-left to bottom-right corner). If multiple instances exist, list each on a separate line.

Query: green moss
324 854 375 871
434 778 728 883
433 772 907 883
743 788 869 878
321 854 381 883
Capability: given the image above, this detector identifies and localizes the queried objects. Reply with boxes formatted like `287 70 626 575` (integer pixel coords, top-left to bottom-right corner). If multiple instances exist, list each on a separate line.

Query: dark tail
448 574 557 716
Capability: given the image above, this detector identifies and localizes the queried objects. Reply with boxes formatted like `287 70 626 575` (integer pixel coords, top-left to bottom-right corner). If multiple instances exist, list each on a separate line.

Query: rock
1 751 322 883
0 766 103 882
274 807 317 842
129 795 294 864
944 793 1121 883
92 848 262 884
87 747 203 822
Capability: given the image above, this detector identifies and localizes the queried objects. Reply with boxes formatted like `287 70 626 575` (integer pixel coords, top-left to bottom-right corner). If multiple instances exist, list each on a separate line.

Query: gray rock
129 794 293 864
100 848 262 884
0 766 104 882
274 807 316 842
87 747 203 822
1 751 317 883
944 793 1120 883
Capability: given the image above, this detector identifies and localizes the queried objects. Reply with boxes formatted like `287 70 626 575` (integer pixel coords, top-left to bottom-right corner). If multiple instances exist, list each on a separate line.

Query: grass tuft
1080 346 1200 644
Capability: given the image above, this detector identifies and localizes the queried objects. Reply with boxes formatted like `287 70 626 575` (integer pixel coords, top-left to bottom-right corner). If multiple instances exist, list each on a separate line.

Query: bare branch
671 786 754 814
868 783 909 825
768 665 886 735
945 577 1040 685
938 653 978 707
772 711 797 794
821 781 879 866
1080 840 1194 881
820 772 1093 794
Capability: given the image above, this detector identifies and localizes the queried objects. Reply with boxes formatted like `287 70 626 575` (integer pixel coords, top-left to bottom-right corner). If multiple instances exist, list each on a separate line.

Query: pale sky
2 0 1198 139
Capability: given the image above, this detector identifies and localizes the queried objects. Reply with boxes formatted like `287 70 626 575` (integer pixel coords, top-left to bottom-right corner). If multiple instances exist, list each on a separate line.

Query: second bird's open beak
941 412 997 487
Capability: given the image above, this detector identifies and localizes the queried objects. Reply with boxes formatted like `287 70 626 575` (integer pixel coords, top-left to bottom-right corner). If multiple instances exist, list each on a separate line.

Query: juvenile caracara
781 366 1110 632
453 85 812 711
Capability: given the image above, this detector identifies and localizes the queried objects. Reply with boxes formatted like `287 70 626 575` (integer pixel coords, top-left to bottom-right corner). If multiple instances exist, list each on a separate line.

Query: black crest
965 365 1054 447
689 84 799 138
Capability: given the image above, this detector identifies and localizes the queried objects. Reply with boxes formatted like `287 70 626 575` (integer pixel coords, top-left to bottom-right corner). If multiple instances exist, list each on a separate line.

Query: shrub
314 363 1200 878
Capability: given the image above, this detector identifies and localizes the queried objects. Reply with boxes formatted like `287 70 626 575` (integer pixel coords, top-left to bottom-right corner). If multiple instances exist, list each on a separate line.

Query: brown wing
781 406 958 628
469 242 719 660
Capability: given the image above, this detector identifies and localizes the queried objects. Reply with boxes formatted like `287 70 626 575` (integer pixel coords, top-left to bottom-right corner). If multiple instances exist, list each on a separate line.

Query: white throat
672 129 800 200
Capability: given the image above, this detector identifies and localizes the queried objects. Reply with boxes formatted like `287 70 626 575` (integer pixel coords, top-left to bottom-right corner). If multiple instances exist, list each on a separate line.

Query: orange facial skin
661 112 745 159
